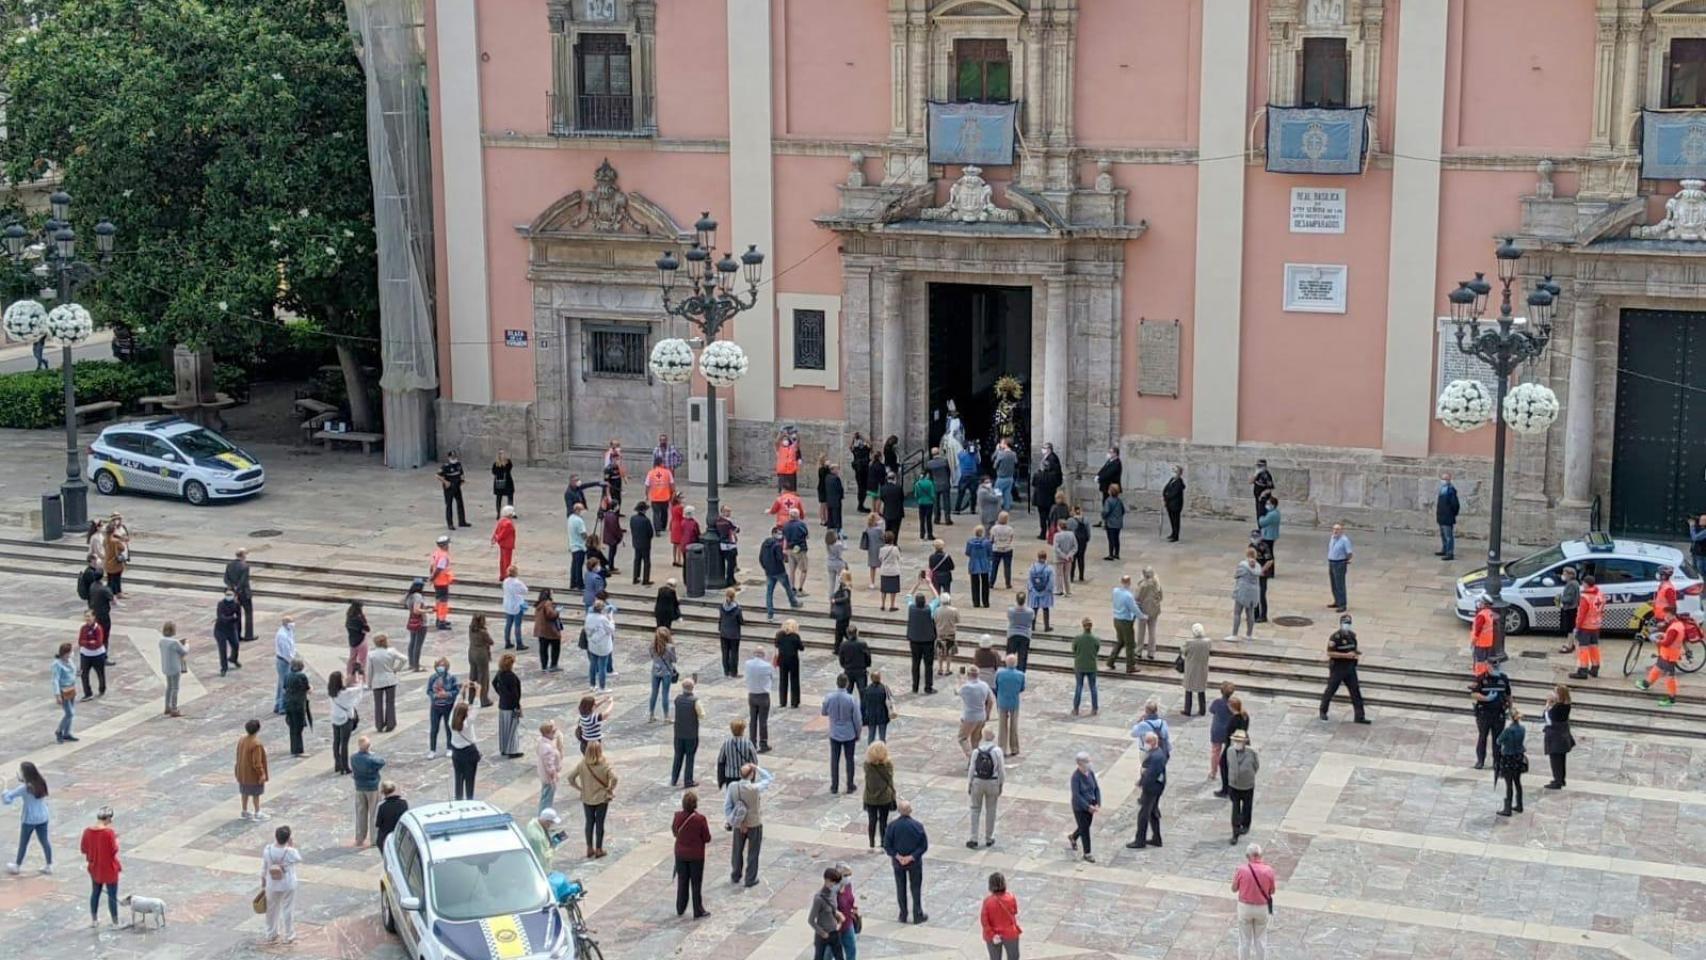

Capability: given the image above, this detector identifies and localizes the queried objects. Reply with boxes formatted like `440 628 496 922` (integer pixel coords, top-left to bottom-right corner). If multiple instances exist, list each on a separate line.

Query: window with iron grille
792 309 826 371
586 325 648 379
576 33 634 132
954 39 1011 103
1669 39 1706 109
1299 37 1349 108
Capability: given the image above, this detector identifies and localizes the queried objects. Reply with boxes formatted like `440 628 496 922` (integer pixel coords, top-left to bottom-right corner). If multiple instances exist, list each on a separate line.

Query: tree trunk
336 342 376 433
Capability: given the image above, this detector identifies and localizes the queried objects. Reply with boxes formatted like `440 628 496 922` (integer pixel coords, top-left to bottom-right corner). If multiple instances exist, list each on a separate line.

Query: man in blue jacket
1435 471 1461 561
954 445 981 514
882 800 929 924
820 673 863 794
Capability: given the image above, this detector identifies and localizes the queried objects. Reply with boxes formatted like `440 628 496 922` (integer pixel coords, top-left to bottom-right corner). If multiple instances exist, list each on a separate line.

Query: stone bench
300 410 337 443
73 400 122 425
293 397 336 417
136 394 175 414
314 429 383 455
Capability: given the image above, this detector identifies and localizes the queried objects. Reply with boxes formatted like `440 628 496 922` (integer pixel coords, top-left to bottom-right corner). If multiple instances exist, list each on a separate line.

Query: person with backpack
965 729 1005 849
1131 698 1172 767
260 825 302 945
1026 551 1055 632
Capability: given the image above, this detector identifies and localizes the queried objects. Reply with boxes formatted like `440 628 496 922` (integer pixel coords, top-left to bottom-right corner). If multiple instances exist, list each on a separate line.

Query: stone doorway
927 282 1032 467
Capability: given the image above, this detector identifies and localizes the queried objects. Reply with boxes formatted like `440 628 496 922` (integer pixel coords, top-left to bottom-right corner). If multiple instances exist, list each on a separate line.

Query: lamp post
648 212 765 590
1444 237 1560 663
3 191 117 531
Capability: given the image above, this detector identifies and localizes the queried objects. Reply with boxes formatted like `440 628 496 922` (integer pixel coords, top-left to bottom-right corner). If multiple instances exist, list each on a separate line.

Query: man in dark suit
223 548 256 641
1162 466 1186 542
1435 471 1461 561
825 464 846 532
1094 447 1123 522
882 799 929 924
1126 734 1167 849
629 502 654 586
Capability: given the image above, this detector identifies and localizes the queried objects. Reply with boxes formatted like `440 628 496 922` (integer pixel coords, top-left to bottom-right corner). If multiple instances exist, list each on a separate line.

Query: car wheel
93 470 119 496
1501 606 1528 636
184 480 209 506
381 895 397 934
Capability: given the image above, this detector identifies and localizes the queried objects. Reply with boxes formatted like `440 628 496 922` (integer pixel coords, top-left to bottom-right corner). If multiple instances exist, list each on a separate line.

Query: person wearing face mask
215 588 242 676
1319 615 1370 725
1225 730 1259 845
1094 446 1123 521
1435 471 1460 561
424 658 461 759
437 450 469 531
1030 444 1062 540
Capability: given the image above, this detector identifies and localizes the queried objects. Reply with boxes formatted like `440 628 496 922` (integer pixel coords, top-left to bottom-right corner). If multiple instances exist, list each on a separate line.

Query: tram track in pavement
2 536 1699 740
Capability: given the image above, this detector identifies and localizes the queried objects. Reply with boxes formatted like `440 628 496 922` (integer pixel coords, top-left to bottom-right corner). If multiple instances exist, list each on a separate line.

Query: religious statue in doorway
943 400 966 448
991 375 1027 464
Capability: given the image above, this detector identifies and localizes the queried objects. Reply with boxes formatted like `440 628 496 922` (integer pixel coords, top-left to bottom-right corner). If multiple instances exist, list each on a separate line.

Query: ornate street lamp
3 194 117 531
1438 238 1559 663
647 212 765 589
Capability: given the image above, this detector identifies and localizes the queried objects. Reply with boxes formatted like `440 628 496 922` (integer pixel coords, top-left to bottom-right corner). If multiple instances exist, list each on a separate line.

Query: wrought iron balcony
548 92 653 138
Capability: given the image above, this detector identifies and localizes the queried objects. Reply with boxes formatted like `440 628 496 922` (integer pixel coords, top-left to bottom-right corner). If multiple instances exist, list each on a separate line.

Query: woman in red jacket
80 806 121 927
670 790 711 920
980 871 1022 960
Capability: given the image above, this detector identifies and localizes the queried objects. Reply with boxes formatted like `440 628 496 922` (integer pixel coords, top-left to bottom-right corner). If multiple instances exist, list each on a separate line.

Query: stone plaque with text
1435 319 1504 421
1137 318 1180 397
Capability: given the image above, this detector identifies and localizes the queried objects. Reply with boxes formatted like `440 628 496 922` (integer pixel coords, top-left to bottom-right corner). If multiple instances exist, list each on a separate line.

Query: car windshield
1505 545 1566 580
169 428 240 459
429 849 550 922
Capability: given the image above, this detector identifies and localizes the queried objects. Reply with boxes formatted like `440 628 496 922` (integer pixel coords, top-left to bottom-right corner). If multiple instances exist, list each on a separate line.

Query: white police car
1454 533 1703 635
379 801 574 960
85 418 264 506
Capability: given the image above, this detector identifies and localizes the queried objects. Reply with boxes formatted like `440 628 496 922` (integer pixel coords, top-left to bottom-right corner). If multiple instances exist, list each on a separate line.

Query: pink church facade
423 0 1706 542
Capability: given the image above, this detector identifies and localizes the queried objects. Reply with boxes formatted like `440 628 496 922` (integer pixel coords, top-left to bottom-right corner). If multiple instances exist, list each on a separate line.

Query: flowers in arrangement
1436 379 1494 432
3 299 47 341
44 303 93 344
994 375 1024 401
648 337 695 384
1502 381 1560 435
698 339 750 388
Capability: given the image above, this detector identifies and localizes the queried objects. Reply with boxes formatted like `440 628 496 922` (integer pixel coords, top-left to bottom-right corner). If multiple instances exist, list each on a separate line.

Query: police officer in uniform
1318 614 1370 724
1470 664 1512 770
438 451 469 530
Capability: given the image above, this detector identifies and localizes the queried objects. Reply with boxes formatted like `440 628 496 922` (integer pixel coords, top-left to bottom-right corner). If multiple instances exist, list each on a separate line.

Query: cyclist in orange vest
1470 597 1496 676
1568 576 1605 679
1653 567 1679 622
428 535 455 629
1637 613 1686 706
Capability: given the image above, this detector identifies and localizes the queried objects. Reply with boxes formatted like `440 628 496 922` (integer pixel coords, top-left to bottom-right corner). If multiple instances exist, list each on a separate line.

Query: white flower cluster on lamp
698 339 750 388
648 337 695 384
45 303 93 344
1502 381 1559 435
1436 379 1494 432
3 299 47 341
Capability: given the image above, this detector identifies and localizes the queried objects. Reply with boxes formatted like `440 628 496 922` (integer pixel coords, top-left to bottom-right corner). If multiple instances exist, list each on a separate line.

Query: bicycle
1621 608 1706 677
551 874 605 960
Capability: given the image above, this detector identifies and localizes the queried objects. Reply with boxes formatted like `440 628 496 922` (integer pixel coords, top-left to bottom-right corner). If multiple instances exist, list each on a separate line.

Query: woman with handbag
834 862 861 959
1495 708 1528 817
103 513 130 598
493 654 524 758
259 824 302 945
402 580 429 671
533 588 562 673
566 741 618 858
861 740 896 847
671 790 711 919
52 643 78 742
649 628 679 722
979 871 1022 960
1542 684 1574 790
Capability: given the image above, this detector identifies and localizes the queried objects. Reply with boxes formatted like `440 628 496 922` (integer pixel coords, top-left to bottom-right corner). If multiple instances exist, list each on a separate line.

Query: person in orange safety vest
775 435 800 493
1470 597 1496 676
1653 567 1678 622
1568 576 1606 680
429 535 455 629
1637 612 1686 706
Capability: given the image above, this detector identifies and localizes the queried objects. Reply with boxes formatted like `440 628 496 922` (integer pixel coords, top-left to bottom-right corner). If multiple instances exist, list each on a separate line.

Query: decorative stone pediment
1632 179 1706 240
921 166 1019 223
520 159 687 241
931 0 1025 21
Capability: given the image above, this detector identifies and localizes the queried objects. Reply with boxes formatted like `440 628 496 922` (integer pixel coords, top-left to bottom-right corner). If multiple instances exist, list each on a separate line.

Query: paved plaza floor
0 431 1701 960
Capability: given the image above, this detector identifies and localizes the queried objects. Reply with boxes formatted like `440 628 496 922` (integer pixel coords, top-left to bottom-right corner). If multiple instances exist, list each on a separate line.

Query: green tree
0 0 381 428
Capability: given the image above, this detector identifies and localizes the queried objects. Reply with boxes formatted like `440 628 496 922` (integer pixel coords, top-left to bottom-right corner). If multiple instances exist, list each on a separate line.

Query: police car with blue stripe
1454 533 1703 635
84 417 265 506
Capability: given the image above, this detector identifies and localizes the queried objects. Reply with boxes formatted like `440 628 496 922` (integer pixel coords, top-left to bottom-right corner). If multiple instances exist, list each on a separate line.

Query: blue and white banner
1641 110 1706 180
927 101 1019 167
1265 106 1368 175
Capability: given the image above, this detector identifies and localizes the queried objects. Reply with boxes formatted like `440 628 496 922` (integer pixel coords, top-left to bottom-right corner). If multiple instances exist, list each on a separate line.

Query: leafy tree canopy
0 0 377 359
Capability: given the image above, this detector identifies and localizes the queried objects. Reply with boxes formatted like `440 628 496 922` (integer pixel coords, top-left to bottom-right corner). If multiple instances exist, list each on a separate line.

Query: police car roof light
142 416 186 430
1583 532 1615 552
423 812 515 840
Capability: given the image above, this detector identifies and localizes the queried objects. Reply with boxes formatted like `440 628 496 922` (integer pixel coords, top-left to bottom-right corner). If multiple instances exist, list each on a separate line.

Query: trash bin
40 493 63 542
684 542 707 598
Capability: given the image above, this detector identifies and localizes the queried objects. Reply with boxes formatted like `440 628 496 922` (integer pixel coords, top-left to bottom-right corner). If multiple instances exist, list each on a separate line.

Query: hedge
0 360 246 429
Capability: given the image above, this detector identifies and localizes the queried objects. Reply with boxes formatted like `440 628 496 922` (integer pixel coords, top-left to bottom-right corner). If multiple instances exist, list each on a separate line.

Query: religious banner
1265 105 1368 175
927 101 1019 167
1640 109 1706 180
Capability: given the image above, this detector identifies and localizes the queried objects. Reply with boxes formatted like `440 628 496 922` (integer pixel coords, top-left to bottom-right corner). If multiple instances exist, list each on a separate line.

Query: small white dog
120 894 167 929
